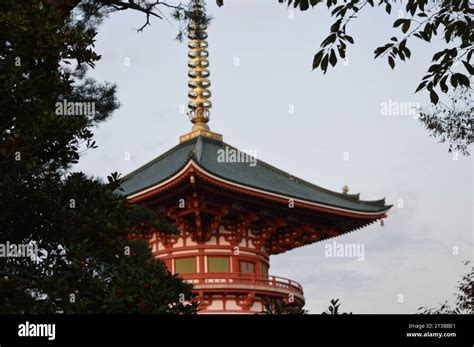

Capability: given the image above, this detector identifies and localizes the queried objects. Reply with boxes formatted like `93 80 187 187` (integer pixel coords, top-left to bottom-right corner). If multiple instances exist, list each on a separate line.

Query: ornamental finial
187 0 211 129
342 185 349 194
180 0 222 143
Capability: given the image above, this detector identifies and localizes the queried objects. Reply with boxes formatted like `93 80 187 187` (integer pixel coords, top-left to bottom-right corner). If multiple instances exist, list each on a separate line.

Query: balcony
181 273 304 301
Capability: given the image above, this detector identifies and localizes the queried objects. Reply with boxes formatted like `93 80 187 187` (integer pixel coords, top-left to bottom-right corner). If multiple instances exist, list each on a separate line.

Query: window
175 257 196 274
208 256 229 272
260 262 269 277
240 261 255 274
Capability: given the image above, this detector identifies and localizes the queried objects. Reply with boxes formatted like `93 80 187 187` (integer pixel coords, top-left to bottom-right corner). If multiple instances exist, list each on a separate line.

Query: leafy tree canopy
0 1 196 313
419 260 473 314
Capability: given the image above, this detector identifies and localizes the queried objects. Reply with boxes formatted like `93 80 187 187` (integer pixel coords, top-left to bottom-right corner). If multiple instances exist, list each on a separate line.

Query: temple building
118 0 391 313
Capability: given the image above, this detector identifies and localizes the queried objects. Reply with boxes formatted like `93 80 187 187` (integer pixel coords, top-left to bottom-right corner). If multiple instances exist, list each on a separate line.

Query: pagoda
119 0 391 313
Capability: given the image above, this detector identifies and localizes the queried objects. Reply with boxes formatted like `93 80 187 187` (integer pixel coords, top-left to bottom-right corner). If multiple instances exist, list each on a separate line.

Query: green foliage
419 87 472 155
281 0 472 106
322 298 352 315
0 1 196 314
262 298 308 314
269 0 474 155
418 261 473 314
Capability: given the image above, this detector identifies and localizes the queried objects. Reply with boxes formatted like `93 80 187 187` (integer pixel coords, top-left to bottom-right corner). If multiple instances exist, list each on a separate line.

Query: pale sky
74 0 473 313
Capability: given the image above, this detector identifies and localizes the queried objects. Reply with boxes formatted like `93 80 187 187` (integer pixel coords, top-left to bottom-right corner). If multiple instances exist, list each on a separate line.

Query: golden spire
180 0 222 143
188 0 211 127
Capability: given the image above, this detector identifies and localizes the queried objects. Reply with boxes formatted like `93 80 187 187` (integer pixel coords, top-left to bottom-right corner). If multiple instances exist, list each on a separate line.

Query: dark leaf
329 49 337 67
401 20 411 34
388 56 395 69
429 88 439 104
312 50 324 69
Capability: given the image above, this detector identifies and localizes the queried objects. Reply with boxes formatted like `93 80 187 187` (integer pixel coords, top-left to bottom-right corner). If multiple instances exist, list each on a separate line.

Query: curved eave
127 160 391 219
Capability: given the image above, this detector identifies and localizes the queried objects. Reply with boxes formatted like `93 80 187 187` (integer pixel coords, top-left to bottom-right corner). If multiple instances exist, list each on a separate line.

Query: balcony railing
181 273 304 296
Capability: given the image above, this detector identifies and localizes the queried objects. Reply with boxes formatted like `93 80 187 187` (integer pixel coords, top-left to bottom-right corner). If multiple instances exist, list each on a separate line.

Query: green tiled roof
117 136 390 214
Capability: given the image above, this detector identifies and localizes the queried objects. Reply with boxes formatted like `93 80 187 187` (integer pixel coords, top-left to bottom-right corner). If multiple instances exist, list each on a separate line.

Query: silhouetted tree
419 87 472 155
419 261 473 314
262 299 308 314
322 298 352 315
0 0 196 314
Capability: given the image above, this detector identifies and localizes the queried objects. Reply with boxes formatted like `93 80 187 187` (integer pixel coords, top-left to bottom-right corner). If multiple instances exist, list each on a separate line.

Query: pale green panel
175 257 196 274
208 256 229 272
